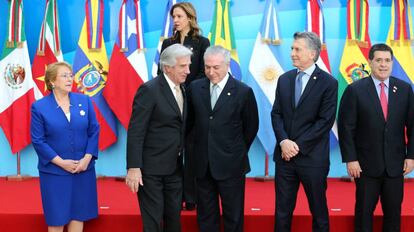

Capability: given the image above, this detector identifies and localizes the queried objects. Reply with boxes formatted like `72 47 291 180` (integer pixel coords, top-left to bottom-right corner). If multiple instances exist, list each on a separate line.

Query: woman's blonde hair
44 61 73 91
170 2 201 39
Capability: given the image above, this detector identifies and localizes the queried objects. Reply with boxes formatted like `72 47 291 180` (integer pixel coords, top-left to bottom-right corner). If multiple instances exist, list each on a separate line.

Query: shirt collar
210 73 229 90
164 73 178 90
371 75 389 87
298 63 316 77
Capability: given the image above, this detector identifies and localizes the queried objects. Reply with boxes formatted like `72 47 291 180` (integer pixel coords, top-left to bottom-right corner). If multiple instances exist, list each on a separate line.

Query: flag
151 0 177 78
0 0 35 153
248 0 283 155
386 0 414 86
306 0 338 140
209 0 242 80
32 0 64 99
73 0 117 150
306 0 331 73
104 0 148 129
338 0 371 101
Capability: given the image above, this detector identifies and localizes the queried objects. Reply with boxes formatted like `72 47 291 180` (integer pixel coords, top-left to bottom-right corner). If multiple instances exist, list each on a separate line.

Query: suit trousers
196 168 246 232
138 167 183 232
354 174 403 232
274 162 329 232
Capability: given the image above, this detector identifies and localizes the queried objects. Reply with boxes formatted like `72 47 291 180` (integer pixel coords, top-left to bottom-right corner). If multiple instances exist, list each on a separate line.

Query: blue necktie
295 72 305 107
211 84 219 109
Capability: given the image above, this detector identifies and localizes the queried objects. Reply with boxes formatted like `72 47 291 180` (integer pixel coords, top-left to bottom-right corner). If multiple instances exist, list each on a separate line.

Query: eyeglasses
58 73 74 80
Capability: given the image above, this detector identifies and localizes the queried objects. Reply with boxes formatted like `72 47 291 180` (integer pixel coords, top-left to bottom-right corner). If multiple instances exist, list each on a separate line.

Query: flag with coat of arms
104 0 148 129
73 0 117 150
338 0 371 102
0 0 35 153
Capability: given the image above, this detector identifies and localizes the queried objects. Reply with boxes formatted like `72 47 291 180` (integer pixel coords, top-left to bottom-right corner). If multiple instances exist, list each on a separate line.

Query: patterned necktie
295 72 305 106
175 85 183 114
211 84 219 109
379 82 388 120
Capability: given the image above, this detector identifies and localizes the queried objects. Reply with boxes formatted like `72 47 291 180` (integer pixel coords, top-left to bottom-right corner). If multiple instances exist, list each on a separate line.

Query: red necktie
380 82 388 120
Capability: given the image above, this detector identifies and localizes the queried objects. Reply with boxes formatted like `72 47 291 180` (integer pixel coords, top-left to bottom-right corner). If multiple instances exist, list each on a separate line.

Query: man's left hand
403 159 414 175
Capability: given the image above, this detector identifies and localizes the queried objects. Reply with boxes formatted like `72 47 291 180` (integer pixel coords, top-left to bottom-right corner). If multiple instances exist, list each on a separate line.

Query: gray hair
293 31 321 62
204 45 231 64
160 44 193 72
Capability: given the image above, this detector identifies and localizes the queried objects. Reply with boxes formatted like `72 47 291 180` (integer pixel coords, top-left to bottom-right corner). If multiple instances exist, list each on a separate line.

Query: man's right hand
280 139 300 161
347 161 362 178
126 168 144 193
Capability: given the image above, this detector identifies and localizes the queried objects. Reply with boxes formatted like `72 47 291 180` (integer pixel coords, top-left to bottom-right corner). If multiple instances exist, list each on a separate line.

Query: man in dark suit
187 45 259 232
338 43 414 232
126 44 192 232
271 32 338 232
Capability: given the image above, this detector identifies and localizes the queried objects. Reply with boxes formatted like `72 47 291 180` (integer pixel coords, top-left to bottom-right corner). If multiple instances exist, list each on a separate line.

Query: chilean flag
104 0 148 129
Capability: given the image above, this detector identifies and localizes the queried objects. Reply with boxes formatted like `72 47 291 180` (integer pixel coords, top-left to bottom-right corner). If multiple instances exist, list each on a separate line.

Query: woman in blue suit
31 61 99 232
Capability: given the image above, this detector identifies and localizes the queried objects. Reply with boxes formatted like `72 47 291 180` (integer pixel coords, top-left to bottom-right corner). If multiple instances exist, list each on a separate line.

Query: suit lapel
181 84 187 120
366 76 386 122
290 71 296 110
297 68 320 107
387 77 397 122
159 74 182 118
213 74 235 112
292 66 320 109
200 78 212 111
50 93 70 124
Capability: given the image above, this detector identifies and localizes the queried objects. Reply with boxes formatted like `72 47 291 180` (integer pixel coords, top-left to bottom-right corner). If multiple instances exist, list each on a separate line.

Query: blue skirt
39 168 98 226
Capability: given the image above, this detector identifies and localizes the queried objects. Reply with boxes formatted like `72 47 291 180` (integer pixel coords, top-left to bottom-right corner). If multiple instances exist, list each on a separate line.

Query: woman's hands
73 154 93 173
52 154 93 174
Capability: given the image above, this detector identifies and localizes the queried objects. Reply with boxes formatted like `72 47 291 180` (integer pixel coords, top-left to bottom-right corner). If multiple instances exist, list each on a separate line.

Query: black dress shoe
185 202 196 211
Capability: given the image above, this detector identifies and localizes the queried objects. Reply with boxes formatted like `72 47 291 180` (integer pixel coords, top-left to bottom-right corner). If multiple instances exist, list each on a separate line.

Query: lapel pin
393 86 397 92
80 110 86 116
227 92 231 96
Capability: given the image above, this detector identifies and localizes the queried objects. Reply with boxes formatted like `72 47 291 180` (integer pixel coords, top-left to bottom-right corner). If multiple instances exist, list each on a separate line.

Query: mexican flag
0 0 35 153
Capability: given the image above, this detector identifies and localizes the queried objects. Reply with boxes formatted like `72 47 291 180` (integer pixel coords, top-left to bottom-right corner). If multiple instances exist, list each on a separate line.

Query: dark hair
293 31 321 62
368 43 394 60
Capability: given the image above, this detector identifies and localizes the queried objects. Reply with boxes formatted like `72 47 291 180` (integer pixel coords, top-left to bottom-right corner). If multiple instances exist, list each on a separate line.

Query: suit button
209 116 213 120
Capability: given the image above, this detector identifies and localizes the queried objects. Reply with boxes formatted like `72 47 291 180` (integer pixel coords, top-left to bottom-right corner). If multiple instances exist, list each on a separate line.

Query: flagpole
254 152 274 182
6 152 31 181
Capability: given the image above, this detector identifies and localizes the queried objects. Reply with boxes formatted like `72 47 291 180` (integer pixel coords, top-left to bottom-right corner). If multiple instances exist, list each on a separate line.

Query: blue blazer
31 92 99 175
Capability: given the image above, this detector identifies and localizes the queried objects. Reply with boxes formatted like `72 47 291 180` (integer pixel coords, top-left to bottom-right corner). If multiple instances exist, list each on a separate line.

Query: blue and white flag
248 0 283 155
151 0 177 78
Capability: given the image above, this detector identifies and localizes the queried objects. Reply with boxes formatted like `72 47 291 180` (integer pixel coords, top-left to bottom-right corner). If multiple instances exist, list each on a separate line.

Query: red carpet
1 177 414 231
